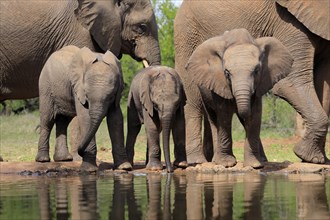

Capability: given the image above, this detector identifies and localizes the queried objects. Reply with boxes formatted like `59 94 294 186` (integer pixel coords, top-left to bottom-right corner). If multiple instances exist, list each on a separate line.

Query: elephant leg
144 112 162 171
242 98 264 168
272 46 329 164
184 103 207 164
274 80 328 164
203 118 214 162
314 41 330 117
69 117 82 161
36 98 54 162
75 107 98 172
107 106 132 170
126 104 142 166
213 104 237 167
79 137 98 172
172 110 187 168
53 115 73 162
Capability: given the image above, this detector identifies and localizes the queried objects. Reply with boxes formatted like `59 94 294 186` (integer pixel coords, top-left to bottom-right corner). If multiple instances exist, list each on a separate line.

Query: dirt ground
0 160 329 176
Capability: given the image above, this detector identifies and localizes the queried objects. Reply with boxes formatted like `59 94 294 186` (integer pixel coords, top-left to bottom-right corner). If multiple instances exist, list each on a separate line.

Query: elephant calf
36 45 132 172
186 28 293 168
126 66 187 172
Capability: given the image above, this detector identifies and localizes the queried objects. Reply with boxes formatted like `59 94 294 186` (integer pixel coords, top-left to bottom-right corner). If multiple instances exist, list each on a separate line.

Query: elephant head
140 66 183 172
70 47 124 155
75 0 160 66
186 28 293 119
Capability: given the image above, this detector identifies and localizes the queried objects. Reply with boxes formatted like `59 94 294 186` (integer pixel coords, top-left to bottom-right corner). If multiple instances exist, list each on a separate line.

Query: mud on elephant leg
53 115 73 162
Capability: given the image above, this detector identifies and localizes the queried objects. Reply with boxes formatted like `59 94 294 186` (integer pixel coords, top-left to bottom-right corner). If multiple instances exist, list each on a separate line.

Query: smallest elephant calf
126 66 187 172
36 45 132 172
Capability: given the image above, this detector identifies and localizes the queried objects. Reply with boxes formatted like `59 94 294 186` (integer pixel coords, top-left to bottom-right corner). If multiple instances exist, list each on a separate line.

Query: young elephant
186 28 293 168
126 66 186 172
36 45 132 172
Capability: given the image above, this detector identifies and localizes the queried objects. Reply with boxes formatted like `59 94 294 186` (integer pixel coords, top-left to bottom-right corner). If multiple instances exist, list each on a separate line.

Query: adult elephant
0 0 160 101
174 0 330 164
0 0 160 161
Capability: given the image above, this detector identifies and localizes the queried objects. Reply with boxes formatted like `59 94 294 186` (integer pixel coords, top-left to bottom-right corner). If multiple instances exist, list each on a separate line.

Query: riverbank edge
0 161 329 176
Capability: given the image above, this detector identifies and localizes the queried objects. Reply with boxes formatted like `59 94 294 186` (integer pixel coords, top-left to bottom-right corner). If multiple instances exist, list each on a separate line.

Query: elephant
174 0 330 165
186 29 293 168
0 0 160 162
125 66 186 172
36 45 132 171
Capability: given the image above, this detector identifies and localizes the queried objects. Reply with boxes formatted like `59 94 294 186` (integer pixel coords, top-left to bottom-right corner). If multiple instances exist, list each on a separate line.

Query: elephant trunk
147 38 161 66
161 109 174 173
136 36 161 66
77 106 107 157
234 86 252 120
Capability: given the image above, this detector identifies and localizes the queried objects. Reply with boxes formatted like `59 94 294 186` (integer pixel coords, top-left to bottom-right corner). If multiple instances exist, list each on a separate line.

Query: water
0 173 329 220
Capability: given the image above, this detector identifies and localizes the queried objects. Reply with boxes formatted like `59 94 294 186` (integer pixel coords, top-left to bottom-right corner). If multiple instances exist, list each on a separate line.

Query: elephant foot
294 139 326 164
53 151 73 162
243 154 264 169
174 159 188 168
212 154 237 168
186 151 207 165
146 159 163 171
115 161 133 171
72 152 82 161
80 161 98 172
35 151 50 162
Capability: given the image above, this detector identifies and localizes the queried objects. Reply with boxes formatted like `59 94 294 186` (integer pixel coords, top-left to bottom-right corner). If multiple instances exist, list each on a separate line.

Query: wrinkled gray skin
0 0 160 161
175 0 330 165
186 29 293 168
36 46 132 171
126 66 186 172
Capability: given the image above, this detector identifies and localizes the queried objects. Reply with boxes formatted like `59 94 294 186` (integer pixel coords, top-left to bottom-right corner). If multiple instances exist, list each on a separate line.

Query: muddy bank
0 161 330 176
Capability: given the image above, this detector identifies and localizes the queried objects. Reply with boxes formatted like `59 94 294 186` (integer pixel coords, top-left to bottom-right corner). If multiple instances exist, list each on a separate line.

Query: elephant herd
0 0 329 172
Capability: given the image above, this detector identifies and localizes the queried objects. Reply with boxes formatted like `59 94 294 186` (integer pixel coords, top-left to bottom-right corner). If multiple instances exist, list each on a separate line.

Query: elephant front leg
36 106 55 162
80 138 98 172
107 106 132 171
212 108 237 167
274 79 329 164
125 105 142 166
172 110 187 168
241 98 264 168
184 103 208 164
53 115 73 162
144 113 163 171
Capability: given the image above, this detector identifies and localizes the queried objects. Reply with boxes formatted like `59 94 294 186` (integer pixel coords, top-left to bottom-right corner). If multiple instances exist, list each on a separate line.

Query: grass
0 104 329 164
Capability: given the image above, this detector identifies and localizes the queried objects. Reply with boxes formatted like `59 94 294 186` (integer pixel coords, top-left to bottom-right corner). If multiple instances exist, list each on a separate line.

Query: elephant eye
224 69 231 79
253 66 260 75
134 24 148 35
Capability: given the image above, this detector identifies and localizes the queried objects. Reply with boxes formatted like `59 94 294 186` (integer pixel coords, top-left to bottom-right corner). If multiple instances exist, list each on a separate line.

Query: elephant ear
255 37 293 96
276 0 330 40
185 36 233 99
102 51 124 108
140 72 154 117
74 0 122 55
70 47 97 105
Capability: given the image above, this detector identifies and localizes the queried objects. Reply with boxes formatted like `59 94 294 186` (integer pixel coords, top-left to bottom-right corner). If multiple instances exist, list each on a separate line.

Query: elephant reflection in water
184 173 266 220
37 176 99 220
290 174 330 220
109 174 142 219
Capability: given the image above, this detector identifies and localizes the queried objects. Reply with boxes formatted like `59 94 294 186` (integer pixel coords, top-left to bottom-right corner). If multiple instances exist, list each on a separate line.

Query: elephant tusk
142 60 149 68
